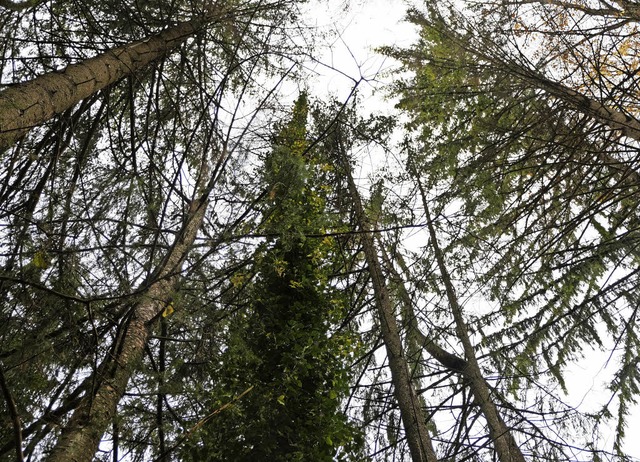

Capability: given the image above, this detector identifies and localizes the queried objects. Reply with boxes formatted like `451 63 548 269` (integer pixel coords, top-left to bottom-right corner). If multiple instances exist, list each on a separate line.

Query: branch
502 0 627 18
0 364 24 462
0 0 41 11
152 385 255 462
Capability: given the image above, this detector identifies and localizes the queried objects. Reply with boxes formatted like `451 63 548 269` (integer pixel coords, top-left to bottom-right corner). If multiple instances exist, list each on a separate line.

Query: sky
302 0 416 103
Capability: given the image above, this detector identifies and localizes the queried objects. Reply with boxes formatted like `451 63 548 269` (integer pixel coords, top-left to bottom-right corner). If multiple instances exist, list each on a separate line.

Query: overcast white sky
302 0 416 102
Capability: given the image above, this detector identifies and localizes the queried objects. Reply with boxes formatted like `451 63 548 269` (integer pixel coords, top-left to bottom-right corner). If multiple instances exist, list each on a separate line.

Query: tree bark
0 364 24 462
341 159 438 462
378 246 468 374
422 12 640 144
46 170 210 462
501 0 640 22
411 165 526 462
0 13 213 151
508 66 640 144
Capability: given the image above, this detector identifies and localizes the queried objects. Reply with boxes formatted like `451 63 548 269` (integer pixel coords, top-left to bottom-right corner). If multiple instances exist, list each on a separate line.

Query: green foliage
386 5 640 457
181 95 364 461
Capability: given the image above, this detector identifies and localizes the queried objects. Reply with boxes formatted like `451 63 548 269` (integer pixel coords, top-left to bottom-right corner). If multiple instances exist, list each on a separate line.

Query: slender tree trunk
46 164 211 462
411 166 526 462
157 319 167 461
508 65 640 143
0 12 216 151
341 159 438 462
377 242 432 410
0 364 24 462
378 245 467 374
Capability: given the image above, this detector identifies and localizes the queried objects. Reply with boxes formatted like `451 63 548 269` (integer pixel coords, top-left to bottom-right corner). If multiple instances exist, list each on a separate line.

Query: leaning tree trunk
0 9 218 151
377 244 468 374
46 165 211 462
410 164 526 462
423 13 640 144
340 158 438 462
501 57 640 143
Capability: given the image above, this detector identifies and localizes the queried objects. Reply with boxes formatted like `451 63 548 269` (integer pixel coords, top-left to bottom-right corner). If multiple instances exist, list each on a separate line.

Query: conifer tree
385 2 640 458
0 2 313 460
181 94 364 462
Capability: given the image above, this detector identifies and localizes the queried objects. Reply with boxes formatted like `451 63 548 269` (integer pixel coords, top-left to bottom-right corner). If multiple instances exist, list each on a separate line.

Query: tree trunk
341 159 438 462
377 245 468 374
0 13 214 151
423 13 640 144
507 65 640 144
46 172 210 462
412 165 526 462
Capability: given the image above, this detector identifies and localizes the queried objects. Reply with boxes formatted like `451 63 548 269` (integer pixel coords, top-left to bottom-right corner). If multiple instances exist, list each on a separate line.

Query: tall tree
0 1 312 460
47 150 212 462
412 162 526 462
317 102 438 462
0 2 244 151
385 1 640 458
6 0 640 460
180 94 364 462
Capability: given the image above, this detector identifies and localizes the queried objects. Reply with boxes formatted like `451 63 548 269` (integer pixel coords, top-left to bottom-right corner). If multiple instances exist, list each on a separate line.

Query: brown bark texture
413 169 526 462
343 161 438 462
511 67 640 144
439 16 640 144
415 11 640 144
0 16 208 151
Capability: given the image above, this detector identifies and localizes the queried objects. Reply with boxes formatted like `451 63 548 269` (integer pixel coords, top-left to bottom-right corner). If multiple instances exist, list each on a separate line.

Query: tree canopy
1 0 639 461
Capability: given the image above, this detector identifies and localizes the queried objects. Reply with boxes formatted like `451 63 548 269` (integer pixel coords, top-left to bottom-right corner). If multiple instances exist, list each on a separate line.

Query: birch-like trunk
0 12 215 151
46 170 210 462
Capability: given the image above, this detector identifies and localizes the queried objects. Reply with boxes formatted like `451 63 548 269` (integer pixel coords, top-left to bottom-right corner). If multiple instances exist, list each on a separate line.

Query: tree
412 164 526 462
5 0 640 460
0 11 211 150
342 151 437 462
0 1 313 460
311 101 438 462
180 94 364 462
47 153 211 462
385 1 640 458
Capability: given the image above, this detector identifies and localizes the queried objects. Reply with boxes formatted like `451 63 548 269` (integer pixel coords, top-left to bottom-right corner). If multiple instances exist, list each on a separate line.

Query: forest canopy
0 0 639 461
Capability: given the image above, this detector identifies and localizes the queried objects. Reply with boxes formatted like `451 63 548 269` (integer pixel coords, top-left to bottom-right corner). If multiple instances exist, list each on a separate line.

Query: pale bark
0 14 214 151
342 160 438 462
46 168 210 462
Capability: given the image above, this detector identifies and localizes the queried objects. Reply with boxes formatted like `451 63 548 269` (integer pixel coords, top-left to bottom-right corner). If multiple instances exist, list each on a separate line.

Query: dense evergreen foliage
182 95 364 461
